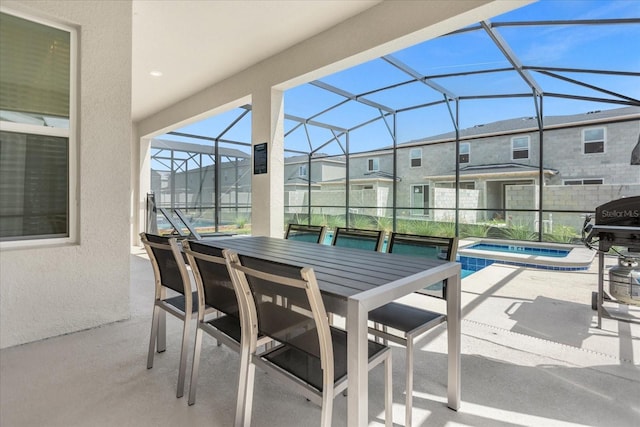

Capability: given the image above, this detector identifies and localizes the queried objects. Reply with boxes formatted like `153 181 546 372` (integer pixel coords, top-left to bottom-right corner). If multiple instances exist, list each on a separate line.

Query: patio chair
284 223 326 244
368 233 458 427
224 250 393 427
330 227 384 252
388 232 458 299
182 240 281 407
139 232 197 398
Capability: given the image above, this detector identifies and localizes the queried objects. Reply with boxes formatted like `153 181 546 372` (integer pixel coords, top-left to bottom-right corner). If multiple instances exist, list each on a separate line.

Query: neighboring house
284 154 346 214
153 107 639 232
150 138 251 209
301 107 639 229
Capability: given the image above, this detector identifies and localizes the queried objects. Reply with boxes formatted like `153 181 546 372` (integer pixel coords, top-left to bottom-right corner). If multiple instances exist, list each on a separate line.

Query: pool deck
458 238 596 270
1 246 638 427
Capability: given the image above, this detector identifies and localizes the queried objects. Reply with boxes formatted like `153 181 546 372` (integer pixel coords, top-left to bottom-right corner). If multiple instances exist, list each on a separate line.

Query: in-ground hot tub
457 239 595 272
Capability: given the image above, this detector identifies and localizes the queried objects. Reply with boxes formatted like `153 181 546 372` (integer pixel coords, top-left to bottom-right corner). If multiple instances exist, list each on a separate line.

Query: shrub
499 222 537 241
460 223 491 238
544 225 578 243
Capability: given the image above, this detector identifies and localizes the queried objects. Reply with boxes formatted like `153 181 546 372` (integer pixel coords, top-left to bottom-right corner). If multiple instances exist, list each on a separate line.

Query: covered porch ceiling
159 1 639 155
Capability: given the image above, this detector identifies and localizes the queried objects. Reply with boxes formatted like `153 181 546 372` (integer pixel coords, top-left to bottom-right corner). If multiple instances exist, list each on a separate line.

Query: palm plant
350 214 374 229
500 222 537 241
375 216 393 232
435 221 456 237
460 223 491 238
406 219 439 236
544 225 578 243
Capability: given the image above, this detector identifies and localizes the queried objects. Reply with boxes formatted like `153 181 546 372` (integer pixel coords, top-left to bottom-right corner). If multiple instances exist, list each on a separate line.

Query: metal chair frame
388 232 459 299
182 240 271 406
331 227 385 252
284 223 326 244
139 232 195 398
224 250 393 427
369 233 458 427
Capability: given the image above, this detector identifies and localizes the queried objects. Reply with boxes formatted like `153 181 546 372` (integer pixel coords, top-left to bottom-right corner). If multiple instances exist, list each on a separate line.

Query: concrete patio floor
1 246 639 426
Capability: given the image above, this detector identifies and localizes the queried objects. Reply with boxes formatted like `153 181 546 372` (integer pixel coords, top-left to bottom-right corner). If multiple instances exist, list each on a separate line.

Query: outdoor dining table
200 235 461 426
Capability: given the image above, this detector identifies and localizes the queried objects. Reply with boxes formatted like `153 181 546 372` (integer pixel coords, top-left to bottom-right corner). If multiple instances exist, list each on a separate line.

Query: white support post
251 87 285 238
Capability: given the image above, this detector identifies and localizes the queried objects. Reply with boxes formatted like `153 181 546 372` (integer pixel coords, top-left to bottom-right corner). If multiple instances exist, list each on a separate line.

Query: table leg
447 272 461 410
347 298 369 427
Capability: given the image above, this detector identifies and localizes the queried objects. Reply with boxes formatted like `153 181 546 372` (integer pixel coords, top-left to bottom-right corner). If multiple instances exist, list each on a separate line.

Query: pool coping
457 238 596 270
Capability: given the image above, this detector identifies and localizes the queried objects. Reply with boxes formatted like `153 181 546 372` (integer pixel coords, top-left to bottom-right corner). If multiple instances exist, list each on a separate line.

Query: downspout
307 153 312 223
392 112 397 232
455 100 460 237
214 138 220 232
445 96 460 237
534 92 544 242
345 132 350 228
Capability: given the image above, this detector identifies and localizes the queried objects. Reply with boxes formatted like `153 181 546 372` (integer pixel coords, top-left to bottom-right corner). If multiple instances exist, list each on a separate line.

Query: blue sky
162 0 639 157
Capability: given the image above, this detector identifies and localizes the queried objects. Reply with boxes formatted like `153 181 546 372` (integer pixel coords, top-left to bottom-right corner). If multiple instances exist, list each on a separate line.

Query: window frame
511 135 530 160
459 142 470 164
367 157 379 172
298 164 307 177
563 178 604 185
410 184 430 216
0 8 78 249
582 127 606 155
409 148 422 168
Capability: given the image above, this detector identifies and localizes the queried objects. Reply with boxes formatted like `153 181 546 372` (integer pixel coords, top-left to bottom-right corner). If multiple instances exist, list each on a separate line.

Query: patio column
251 86 285 237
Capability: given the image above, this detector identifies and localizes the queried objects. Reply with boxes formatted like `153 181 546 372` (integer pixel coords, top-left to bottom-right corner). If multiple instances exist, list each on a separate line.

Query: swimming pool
467 243 570 258
321 233 592 276
458 239 594 272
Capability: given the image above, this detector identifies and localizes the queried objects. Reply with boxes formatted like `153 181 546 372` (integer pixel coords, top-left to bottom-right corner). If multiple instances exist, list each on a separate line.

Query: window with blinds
0 10 75 243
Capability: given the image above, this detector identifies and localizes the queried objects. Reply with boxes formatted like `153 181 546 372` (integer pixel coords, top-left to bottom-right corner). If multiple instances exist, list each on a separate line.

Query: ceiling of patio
132 0 381 121
157 1 640 155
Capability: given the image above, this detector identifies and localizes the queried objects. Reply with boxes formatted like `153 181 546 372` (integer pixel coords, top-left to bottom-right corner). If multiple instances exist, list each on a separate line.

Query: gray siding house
302 107 639 229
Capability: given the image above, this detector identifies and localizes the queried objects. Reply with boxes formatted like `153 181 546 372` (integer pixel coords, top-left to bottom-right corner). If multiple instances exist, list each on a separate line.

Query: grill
583 196 640 327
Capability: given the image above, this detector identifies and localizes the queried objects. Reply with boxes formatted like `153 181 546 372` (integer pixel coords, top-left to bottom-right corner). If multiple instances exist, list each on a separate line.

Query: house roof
430 163 559 180
151 138 250 159
411 106 640 144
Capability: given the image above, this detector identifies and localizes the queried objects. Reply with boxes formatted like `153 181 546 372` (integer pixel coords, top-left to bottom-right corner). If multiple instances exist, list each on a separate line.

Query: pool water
467 243 570 258
323 232 479 278
461 269 475 278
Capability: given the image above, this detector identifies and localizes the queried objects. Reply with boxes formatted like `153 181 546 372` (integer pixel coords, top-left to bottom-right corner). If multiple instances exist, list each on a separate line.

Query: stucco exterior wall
544 120 640 185
506 183 640 232
0 0 132 348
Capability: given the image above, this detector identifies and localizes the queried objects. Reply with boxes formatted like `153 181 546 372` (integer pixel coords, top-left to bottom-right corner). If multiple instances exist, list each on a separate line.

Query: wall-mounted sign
253 142 268 174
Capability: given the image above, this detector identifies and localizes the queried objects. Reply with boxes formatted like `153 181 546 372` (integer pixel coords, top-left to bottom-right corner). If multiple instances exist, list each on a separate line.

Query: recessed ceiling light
150 70 163 77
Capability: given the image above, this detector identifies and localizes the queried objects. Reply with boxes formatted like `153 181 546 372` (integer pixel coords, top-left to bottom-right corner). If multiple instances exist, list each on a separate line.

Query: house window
563 178 604 185
367 158 379 172
435 181 475 189
512 136 529 160
0 10 76 245
583 127 605 154
411 184 429 216
410 148 422 167
459 143 470 164
459 181 475 190
298 164 307 177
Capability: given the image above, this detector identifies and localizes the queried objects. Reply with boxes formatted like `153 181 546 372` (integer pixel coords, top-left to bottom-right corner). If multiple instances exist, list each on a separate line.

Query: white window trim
0 8 78 249
410 184 429 216
562 178 604 185
582 127 606 155
298 164 307 177
511 136 530 160
409 148 422 168
459 143 470 164
367 157 379 172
